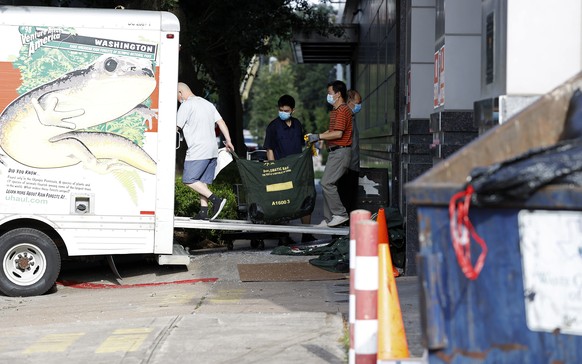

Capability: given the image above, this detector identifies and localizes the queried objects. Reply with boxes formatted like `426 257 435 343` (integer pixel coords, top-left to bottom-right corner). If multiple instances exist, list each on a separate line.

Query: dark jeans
337 168 359 214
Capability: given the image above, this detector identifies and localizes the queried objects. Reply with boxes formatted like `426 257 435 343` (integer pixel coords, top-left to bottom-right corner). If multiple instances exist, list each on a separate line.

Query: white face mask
326 94 335 105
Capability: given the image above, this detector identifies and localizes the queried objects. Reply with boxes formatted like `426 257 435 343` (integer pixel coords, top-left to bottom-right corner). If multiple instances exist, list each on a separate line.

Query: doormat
237 261 348 282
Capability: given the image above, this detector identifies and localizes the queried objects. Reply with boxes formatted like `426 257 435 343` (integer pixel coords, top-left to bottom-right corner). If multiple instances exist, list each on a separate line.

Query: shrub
174 162 242 249
174 179 238 219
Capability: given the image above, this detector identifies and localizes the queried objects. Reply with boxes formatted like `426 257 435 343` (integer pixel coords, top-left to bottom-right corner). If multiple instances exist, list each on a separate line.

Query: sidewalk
184 178 424 358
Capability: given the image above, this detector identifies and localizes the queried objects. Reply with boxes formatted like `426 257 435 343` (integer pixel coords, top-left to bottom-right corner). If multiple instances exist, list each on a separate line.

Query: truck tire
0 228 61 297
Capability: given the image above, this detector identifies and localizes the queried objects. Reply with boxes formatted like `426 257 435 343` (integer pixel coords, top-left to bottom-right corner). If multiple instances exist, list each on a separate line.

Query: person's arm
263 121 276 160
266 149 275 161
176 101 189 130
319 130 343 141
216 119 234 152
307 129 343 144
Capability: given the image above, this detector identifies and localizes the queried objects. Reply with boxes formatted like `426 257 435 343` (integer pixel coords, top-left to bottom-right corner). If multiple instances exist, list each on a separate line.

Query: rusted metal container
406 71 582 363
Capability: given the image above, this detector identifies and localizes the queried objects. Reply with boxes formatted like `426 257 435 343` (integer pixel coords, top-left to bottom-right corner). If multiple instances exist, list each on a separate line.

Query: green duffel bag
234 148 316 223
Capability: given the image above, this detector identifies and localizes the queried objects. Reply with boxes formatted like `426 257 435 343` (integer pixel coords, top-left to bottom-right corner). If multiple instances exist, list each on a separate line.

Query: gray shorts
182 158 217 184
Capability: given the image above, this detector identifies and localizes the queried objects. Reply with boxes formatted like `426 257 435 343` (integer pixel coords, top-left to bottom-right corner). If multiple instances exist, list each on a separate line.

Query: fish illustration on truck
0 5 183 298
0 54 157 175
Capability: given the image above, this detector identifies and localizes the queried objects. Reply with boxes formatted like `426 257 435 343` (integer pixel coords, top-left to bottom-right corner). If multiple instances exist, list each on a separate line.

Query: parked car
243 129 259 151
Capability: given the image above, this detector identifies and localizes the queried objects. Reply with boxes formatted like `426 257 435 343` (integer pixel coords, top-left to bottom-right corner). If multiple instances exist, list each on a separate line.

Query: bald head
178 82 194 103
348 89 361 104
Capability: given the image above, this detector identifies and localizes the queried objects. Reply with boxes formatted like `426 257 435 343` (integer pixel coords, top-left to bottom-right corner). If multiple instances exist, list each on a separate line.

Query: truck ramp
173 217 349 236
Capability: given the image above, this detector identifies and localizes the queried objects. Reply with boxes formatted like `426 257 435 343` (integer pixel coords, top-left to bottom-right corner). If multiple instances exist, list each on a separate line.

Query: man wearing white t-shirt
177 82 234 220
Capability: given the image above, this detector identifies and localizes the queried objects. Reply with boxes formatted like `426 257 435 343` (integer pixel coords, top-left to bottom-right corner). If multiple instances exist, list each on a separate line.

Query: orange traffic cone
377 207 410 359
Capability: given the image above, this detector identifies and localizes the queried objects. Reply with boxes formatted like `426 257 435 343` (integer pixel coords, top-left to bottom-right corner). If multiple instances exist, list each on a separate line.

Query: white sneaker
315 219 328 227
327 215 349 227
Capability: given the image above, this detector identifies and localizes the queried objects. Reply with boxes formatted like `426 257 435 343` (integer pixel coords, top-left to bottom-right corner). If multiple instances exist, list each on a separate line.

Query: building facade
293 0 582 275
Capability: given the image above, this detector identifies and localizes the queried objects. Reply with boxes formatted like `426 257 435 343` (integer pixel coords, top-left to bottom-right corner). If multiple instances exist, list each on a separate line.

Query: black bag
467 88 582 205
308 237 350 273
234 148 316 223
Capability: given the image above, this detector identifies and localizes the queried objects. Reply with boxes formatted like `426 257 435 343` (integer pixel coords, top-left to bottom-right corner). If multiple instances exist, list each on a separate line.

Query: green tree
14 0 178 10
293 62 335 133
247 64 301 143
270 42 335 134
246 40 334 140
175 0 342 156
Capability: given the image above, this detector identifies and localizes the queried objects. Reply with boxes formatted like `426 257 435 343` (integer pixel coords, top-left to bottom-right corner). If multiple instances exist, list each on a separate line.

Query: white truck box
0 6 180 296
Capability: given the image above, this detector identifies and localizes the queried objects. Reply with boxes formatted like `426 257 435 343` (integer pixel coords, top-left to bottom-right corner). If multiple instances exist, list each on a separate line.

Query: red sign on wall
407 69 411 115
433 45 445 108
433 51 439 108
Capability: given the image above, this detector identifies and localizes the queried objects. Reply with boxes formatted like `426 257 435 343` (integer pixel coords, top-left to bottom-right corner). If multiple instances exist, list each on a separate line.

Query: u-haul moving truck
0 6 180 296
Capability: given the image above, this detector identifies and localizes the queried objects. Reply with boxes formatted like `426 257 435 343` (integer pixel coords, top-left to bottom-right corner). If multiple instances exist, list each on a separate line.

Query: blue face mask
326 94 335 105
352 104 362 114
279 111 291 121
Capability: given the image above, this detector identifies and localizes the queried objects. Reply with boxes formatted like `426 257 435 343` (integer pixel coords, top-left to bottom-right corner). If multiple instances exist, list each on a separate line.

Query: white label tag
519 210 582 335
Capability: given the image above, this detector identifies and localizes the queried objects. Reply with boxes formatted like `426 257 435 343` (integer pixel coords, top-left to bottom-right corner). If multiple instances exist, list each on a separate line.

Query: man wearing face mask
263 94 305 161
346 89 362 175
307 80 353 227
337 89 362 213
177 82 235 220
263 95 315 242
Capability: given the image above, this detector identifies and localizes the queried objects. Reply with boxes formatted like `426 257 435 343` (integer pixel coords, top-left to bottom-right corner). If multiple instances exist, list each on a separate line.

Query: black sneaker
209 198 226 220
301 233 317 243
279 236 296 246
192 210 209 220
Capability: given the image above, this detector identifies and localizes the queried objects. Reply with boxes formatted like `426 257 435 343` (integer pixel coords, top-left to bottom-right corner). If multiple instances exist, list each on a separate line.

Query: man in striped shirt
308 80 353 227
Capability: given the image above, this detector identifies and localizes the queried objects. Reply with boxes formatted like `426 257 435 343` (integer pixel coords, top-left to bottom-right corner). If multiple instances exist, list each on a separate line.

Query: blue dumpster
406 71 582 364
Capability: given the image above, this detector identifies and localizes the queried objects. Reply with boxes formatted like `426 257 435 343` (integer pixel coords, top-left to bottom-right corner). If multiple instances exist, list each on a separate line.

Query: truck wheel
0 228 61 297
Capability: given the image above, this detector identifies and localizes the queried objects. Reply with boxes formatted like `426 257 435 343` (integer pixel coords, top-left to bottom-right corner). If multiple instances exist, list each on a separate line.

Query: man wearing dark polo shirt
263 95 315 242
263 94 305 161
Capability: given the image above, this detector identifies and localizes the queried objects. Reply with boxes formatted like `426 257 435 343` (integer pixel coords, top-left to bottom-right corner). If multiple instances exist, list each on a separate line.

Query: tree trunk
211 61 245 157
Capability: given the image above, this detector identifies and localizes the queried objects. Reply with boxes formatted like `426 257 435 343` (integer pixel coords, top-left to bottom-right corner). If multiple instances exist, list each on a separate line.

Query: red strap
448 185 488 280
